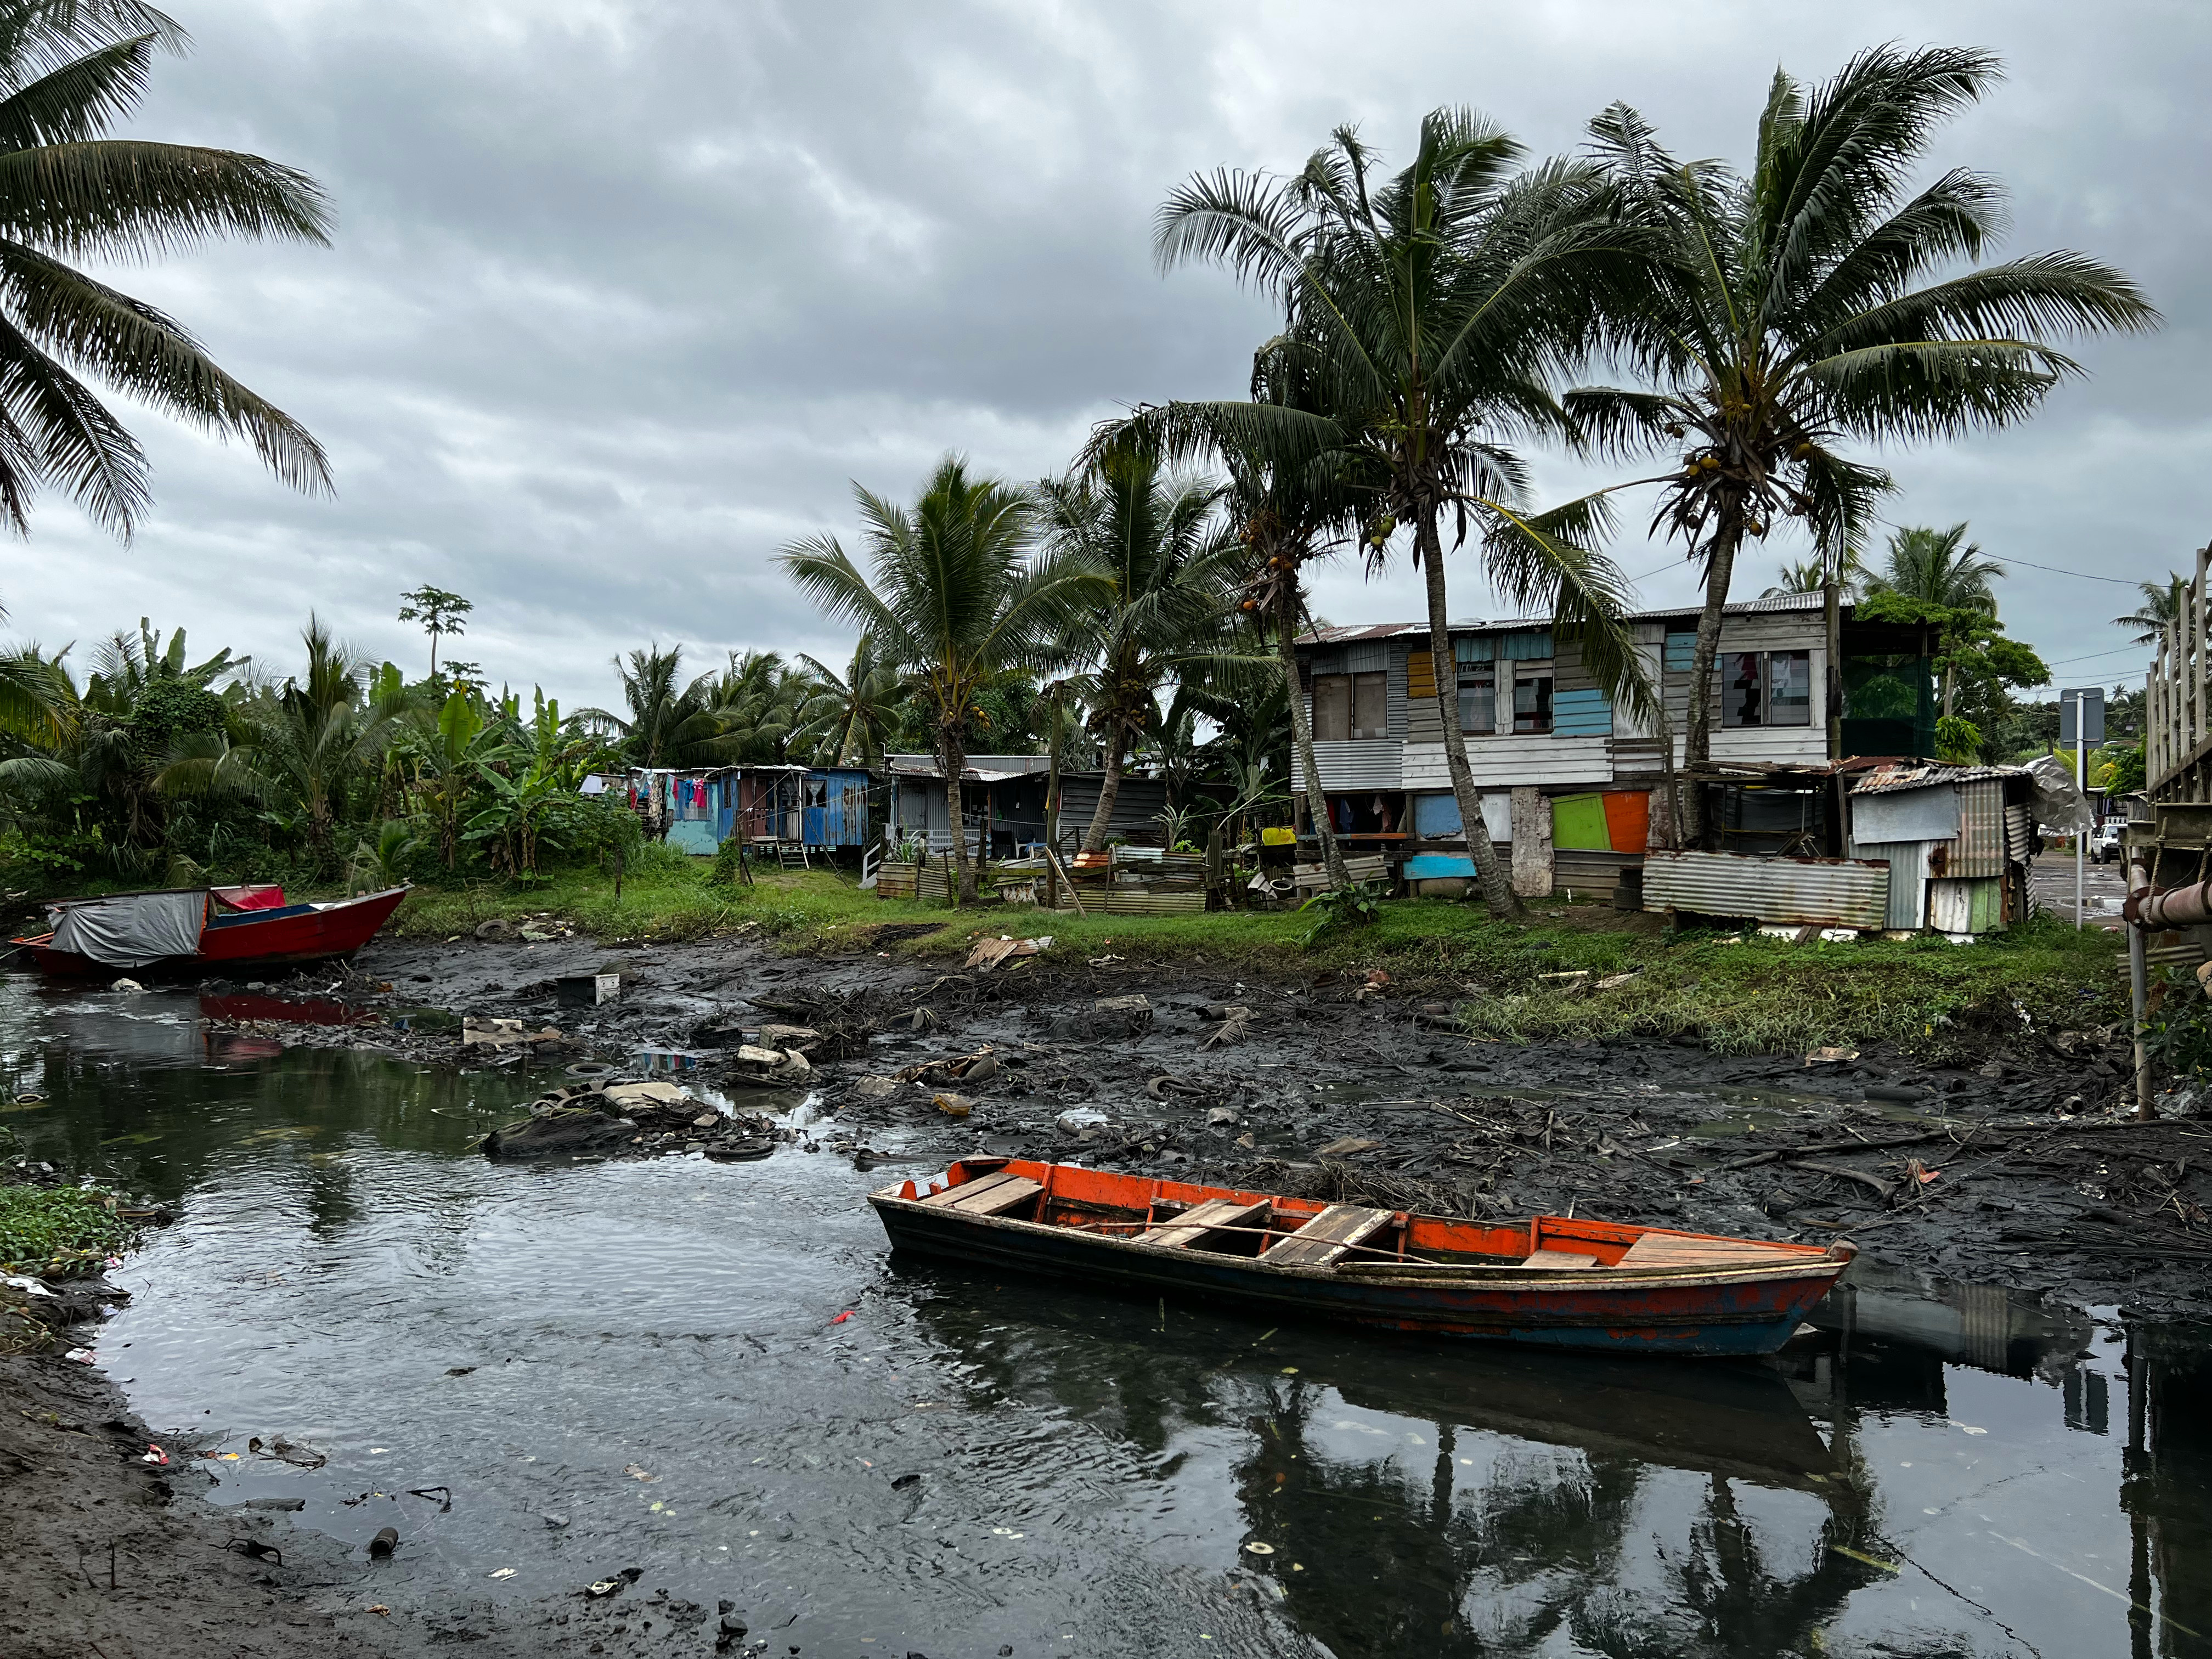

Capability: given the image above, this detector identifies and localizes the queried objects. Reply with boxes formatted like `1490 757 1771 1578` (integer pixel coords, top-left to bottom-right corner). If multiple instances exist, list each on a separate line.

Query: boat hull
871 1163 1850 1358
13 887 409 978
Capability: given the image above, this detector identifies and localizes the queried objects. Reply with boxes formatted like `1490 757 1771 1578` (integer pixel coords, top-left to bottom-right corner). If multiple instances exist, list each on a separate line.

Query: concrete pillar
1510 786 1553 899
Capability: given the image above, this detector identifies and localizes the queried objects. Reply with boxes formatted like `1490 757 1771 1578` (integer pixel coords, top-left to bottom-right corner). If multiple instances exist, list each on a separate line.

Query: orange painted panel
1602 791 1651 854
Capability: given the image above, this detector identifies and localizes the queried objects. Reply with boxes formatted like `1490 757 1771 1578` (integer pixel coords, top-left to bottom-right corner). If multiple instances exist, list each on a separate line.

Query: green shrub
0 1185 137 1277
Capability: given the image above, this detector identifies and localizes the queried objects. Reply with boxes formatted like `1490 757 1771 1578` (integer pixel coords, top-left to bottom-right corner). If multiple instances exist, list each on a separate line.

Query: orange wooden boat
871 1158 1855 1357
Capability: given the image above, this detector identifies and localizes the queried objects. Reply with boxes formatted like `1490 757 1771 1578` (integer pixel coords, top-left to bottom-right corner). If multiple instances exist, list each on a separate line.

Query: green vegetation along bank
387 864 2125 1067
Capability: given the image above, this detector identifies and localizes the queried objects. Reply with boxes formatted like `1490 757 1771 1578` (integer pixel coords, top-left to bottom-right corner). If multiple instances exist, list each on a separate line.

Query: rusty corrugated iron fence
1643 849 1891 930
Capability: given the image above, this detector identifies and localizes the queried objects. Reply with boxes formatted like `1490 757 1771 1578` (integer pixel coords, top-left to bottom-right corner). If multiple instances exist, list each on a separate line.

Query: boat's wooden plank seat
918 1169 1043 1217
1521 1249 1601 1269
1618 1234 1791 1270
1138 1198 1271 1250
1262 1204 1395 1267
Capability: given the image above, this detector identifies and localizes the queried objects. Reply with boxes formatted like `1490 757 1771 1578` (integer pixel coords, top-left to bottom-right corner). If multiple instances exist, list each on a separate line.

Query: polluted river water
7 974 2210 1659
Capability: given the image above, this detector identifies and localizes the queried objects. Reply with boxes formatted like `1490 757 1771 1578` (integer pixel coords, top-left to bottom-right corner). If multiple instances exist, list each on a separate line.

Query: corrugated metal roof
887 753 1053 779
1642 849 1891 929
1296 592 1833 646
1852 761 2027 795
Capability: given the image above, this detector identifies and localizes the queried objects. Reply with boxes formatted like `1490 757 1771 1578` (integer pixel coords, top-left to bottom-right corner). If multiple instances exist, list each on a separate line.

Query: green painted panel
1551 793 1610 851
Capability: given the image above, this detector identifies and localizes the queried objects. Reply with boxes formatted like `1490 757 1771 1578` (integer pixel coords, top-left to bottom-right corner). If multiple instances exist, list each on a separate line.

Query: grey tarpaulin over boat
47 890 208 967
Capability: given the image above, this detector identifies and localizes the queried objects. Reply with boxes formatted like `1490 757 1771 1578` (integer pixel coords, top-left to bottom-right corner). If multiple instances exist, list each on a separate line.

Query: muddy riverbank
5 953 2210 1659
303 926 2212 1321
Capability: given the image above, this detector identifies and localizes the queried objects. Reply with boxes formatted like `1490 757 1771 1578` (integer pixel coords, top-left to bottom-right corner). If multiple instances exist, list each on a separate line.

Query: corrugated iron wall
1308 741 1403 791
1848 840 1931 931
1642 850 1891 929
1948 780 2007 878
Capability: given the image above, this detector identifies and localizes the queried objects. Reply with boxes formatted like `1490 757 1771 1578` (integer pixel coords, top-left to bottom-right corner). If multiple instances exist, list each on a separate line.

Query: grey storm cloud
12 0 2208 708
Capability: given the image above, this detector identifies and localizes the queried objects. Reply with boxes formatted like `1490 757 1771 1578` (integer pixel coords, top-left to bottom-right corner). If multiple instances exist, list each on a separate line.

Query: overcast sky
14 0 2208 712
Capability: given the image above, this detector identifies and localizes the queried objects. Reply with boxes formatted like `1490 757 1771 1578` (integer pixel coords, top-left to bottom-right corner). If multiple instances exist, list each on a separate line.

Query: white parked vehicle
2091 822 2125 864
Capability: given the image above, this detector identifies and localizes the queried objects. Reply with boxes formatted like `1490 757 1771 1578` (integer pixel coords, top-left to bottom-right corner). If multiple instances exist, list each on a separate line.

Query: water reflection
3 973 2208 1658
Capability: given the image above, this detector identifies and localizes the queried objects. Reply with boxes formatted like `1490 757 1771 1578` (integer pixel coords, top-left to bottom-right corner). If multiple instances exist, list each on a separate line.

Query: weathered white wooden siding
1402 736 1614 790
1291 607 1830 792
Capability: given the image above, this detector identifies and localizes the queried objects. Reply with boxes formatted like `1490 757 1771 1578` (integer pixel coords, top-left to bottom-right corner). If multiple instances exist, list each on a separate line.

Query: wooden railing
2148 540 2212 798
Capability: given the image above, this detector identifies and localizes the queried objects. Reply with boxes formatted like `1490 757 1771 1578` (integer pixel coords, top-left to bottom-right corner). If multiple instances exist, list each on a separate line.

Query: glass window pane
1457 665 1494 733
1723 652 1764 727
1352 672 1388 738
1313 675 1351 741
1513 675 1553 733
1769 651 1812 726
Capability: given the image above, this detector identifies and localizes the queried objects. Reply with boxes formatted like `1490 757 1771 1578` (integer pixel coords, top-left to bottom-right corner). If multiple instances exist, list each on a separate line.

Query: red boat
10 884 409 978
872 1158 1855 1357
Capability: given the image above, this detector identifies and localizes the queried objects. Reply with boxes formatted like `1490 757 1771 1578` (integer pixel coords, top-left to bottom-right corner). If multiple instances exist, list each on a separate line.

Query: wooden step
1138 1198 1271 1250
918 1169 1043 1217
1262 1204 1395 1268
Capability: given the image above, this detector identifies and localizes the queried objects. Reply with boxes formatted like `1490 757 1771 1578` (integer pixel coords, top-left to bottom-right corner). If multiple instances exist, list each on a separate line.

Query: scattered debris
963 936 1052 972
249 1435 327 1469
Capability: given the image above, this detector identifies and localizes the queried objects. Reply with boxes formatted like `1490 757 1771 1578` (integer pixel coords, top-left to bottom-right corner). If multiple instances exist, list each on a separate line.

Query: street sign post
2061 688 2106 929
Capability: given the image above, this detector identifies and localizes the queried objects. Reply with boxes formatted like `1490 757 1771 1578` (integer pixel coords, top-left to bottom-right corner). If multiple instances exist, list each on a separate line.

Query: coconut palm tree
708 648 816 764
159 618 399 867
793 633 905 768
1863 523 2003 617
1036 440 1239 852
2116 574 2186 647
0 0 333 541
1091 341 1363 885
576 645 740 770
1156 110 1653 918
1571 46 2155 825
1762 544 1866 600
1861 522 2010 719
778 457 1107 904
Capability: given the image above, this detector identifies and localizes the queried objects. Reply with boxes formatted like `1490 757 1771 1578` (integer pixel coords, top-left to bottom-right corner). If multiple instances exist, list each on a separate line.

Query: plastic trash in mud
1803 1047 1860 1065
1313 1137 1381 1159
635 1047 704 1075
249 1435 328 1469
934 1093 973 1118
1057 1107 1110 1136
139 1442 168 1465
110 977 143 992
898 1048 997 1088
369 1526 399 1559
556 972 622 1008
848 1075 898 1099
725 1044 812 1087
460 1016 565 1049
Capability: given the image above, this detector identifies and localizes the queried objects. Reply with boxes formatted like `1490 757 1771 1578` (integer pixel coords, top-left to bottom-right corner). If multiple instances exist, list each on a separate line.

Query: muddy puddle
5 973 2209 1657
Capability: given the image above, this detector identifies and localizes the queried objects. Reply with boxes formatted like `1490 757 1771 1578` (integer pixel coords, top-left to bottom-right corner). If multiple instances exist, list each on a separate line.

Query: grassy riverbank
384 859 2124 1062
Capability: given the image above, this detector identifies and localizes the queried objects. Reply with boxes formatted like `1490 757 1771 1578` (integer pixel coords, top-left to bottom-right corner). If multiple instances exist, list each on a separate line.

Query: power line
2043 644 2153 669
1987 554 2142 588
